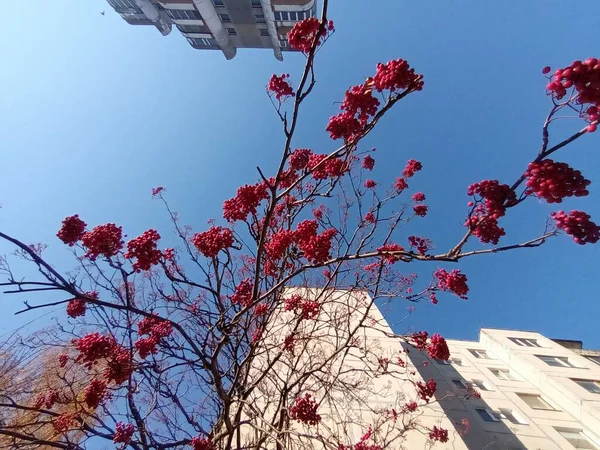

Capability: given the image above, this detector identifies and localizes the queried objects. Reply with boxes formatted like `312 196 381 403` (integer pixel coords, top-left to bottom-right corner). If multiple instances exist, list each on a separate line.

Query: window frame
218 13 232 22
497 408 528 425
490 368 515 381
517 393 556 411
555 427 600 450
470 349 491 359
250 0 262 6
510 337 542 347
166 9 202 21
226 27 237 35
212 0 225 5
475 408 499 423
537 355 576 368
572 379 600 394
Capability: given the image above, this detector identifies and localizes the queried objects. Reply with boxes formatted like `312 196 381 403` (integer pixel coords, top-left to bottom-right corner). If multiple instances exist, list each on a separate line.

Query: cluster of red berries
416 378 437 403
341 85 381 125
467 180 516 219
66 298 86 318
284 294 303 311
300 299 320 319
135 315 173 359
544 58 600 132
551 210 600 244
408 236 431 256
403 159 423 178
413 204 428 217
364 211 376 223
465 206 506 244
73 332 117 368
265 230 294 259
267 73 295 100
289 148 312 170
394 177 408 193
57 214 87 246
429 426 449 443
309 153 348 180
412 192 425 202
289 393 321 425
190 437 215 450
223 182 270 223
409 331 428 351
377 243 405 264
287 18 334 53
104 346 134 385
81 223 124 260
428 334 450 361
326 111 363 141
230 278 254 307
58 353 68 368
192 226 234 258
434 269 469 299
125 229 163 271
372 59 423 93
294 220 337 264
113 422 135 444
84 378 108 409
362 155 375 170
525 159 590 203
364 179 376 189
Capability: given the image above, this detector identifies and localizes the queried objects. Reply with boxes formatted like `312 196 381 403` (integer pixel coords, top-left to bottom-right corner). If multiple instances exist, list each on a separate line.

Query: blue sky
1 1 599 348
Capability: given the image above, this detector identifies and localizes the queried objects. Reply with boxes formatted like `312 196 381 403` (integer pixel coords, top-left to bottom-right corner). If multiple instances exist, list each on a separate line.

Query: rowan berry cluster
525 159 590 203
551 210 600 244
289 393 321 425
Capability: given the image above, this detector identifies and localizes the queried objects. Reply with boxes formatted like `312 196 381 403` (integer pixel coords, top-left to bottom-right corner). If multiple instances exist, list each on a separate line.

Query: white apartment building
421 329 600 450
239 289 600 449
106 0 317 60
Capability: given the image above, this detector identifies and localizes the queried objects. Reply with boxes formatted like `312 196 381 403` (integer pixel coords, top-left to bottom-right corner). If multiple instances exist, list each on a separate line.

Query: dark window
166 9 202 21
218 13 231 22
255 14 266 23
259 28 269 36
226 27 237 35
213 0 225 5
177 24 210 34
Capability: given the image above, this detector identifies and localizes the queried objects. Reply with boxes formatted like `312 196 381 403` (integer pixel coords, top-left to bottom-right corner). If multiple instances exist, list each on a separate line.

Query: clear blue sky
1 1 599 348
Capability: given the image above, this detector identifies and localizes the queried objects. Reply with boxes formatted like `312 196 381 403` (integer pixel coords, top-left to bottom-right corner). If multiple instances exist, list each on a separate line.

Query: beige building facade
105 0 317 60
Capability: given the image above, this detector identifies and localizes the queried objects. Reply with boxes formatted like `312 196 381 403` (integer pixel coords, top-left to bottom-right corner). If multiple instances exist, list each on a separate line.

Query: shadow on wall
410 346 527 450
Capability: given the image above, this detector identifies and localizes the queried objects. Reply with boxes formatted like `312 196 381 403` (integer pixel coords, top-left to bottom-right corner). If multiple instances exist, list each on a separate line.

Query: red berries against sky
362 155 375 170
525 159 590 203
403 159 423 178
294 220 337 264
364 179 376 189
223 182 270 223
289 148 312 171
465 206 506 245
84 378 108 409
435 269 469 299
413 204 428 217
394 177 408 193
57 214 87 246
341 85 380 125
66 298 86 318
81 223 124 261
230 278 254 307
113 422 135 444
412 192 425 202
287 17 332 53
551 210 600 244
326 110 363 141
289 393 321 425
408 236 431 256
467 180 516 219
268 74 295 101
377 243 405 264
372 59 423 93
192 226 234 258
73 333 117 368
545 58 600 128
125 229 163 272
135 315 173 358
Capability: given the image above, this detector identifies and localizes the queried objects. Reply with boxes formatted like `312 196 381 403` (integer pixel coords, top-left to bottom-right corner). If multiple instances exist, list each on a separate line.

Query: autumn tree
0 3 599 449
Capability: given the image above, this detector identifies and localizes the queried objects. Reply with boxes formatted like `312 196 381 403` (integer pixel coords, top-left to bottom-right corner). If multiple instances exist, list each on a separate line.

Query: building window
255 14 266 23
218 13 232 22
177 24 210 34
452 379 467 388
259 28 269 36
470 349 491 359
475 408 498 422
586 356 600 366
555 428 599 450
187 37 217 47
497 409 527 425
572 379 600 394
279 39 289 48
471 379 492 391
167 9 202 21
108 0 138 8
537 355 576 368
510 337 542 347
490 368 514 380
213 0 225 5
250 0 262 6
517 393 555 410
